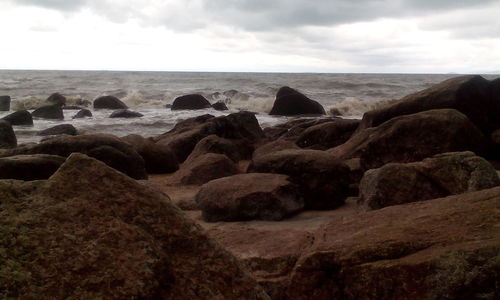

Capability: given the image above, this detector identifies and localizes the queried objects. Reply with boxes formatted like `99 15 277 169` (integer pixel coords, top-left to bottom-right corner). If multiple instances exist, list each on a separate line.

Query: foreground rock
0 153 269 299
0 120 16 148
252 140 299 160
269 87 325 116
0 95 10 111
185 134 253 163
0 154 66 180
37 124 77 136
46 92 66 106
121 134 178 174
1 110 33 126
329 109 486 170
72 108 92 119
196 173 304 222
359 151 500 210
358 75 500 134
31 104 64 120
296 119 360 150
171 94 211 110
173 153 239 185
93 95 128 109
0 134 147 179
154 112 264 163
263 118 335 141
249 149 350 209
109 109 143 118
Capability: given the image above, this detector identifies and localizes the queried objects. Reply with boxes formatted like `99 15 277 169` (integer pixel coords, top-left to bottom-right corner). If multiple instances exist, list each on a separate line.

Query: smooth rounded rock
72 108 92 119
1 110 33 126
171 94 211 110
31 105 64 120
109 109 143 118
0 120 16 148
93 95 128 109
269 86 325 116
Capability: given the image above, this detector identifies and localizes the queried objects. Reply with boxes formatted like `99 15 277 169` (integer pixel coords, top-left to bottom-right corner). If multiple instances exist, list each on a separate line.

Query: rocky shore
1 75 499 299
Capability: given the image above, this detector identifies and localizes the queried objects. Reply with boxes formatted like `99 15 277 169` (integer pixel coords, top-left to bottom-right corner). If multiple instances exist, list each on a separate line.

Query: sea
1 70 498 144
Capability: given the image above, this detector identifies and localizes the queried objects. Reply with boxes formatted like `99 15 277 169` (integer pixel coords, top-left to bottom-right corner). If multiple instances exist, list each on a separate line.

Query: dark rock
31 104 64 120
196 173 304 221
46 92 66 107
171 94 211 110
62 105 84 110
329 109 487 170
212 101 229 111
263 118 336 141
0 134 147 179
1 110 33 126
0 95 10 111
358 75 499 134
269 86 325 116
121 134 178 174
37 124 77 136
72 108 92 119
154 111 264 163
173 153 239 185
0 154 66 180
93 95 128 109
252 140 299 160
109 109 143 118
359 151 500 210
0 120 16 148
296 119 360 150
249 149 351 210
185 134 253 163
0 153 269 299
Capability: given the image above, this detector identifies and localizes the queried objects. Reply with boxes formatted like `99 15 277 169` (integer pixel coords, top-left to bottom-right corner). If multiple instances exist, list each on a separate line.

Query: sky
0 0 499 73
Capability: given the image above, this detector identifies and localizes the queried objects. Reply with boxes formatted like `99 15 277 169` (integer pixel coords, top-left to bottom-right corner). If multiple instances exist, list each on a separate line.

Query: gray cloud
15 0 88 11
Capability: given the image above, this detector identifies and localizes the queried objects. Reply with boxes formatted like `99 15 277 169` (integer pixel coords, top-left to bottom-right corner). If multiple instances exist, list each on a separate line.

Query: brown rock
1 110 33 126
37 124 77 136
269 87 325 116
171 94 211 110
252 140 299 160
109 109 143 118
185 134 253 163
31 104 64 120
0 120 16 149
0 153 269 299
296 119 360 150
0 95 11 111
329 109 486 170
249 149 351 210
174 153 239 185
0 154 66 180
46 92 66 107
93 95 128 109
196 173 304 222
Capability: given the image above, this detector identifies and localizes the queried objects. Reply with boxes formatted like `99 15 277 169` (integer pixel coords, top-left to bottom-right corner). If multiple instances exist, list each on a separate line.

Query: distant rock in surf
46 92 66 107
109 109 143 118
0 95 11 111
211 101 229 111
269 86 325 116
72 108 92 119
1 110 33 126
0 120 17 148
93 95 128 109
31 104 64 120
37 124 77 136
171 94 211 110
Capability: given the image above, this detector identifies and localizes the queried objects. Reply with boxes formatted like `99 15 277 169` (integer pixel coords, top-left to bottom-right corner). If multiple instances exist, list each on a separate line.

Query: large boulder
0 153 269 299
0 134 147 179
72 108 92 119
0 95 10 111
46 92 66 107
121 134 178 174
185 134 253 163
269 86 325 116
358 75 499 134
154 112 264 163
93 95 128 109
109 109 143 118
0 154 66 180
1 110 33 126
263 118 335 141
37 124 77 136
171 94 211 110
359 151 500 210
0 120 16 149
196 173 304 222
296 119 360 150
249 149 351 209
329 109 486 170
31 104 64 120
283 187 500 299
173 153 239 185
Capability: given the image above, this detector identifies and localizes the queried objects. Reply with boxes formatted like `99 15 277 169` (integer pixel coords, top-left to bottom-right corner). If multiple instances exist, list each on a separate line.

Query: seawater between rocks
1 70 498 144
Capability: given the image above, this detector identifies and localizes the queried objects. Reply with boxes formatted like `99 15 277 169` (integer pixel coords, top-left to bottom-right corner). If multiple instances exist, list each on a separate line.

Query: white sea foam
326 97 395 117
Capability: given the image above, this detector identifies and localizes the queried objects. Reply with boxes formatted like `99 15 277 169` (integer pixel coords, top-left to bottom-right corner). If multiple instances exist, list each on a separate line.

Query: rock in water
0 120 16 148
72 108 92 119
329 109 486 170
212 101 229 111
121 134 178 174
269 86 325 116
37 124 77 136
196 173 304 221
31 104 64 120
0 153 269 299
93 95 128 109
1 110 33 126
109 109 143 118
0 154 66 180
0 95 10 111
359 151 500 210
46 92 66 107
171 94 211 110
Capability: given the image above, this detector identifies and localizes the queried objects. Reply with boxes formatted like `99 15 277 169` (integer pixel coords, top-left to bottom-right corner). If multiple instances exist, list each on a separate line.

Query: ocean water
0 70 497 144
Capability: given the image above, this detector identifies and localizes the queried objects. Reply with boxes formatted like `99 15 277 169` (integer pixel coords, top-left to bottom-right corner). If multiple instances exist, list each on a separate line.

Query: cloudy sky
1 0 499 73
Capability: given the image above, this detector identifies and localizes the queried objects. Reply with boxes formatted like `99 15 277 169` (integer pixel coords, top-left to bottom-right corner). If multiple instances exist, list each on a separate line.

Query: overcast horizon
1 0 499 74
